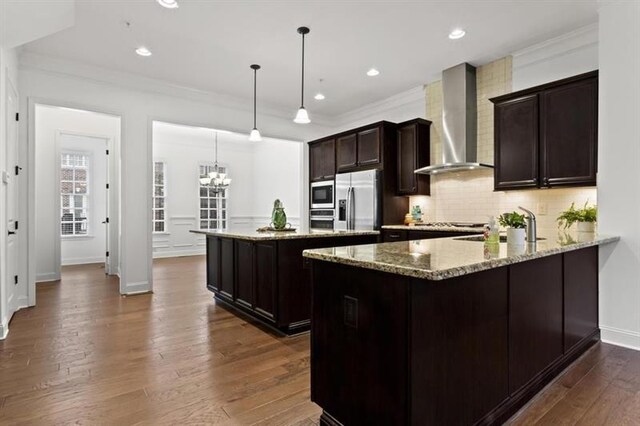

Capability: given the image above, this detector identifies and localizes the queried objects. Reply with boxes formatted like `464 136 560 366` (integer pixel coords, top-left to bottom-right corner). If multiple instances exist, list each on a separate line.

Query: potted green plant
557 202 597 232
498 211 526 245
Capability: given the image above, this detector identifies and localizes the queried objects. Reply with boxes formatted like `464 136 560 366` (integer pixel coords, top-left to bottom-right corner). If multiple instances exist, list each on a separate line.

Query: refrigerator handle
348 186 355 230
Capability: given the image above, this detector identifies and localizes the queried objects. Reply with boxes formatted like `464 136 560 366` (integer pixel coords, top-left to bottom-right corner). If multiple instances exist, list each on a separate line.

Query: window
61 152 90 236
153 161 167 233
199 164 228 230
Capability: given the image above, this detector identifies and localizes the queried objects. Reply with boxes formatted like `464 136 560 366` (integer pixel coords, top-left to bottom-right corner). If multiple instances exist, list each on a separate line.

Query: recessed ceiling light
448 28 466 40
314 93 325 100
367 68 380 77
157 0 179 9
135 46 152 57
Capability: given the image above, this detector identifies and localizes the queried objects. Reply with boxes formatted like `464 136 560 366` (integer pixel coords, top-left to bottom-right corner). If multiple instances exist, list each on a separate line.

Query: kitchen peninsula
191 227 378 335
303 233 619 425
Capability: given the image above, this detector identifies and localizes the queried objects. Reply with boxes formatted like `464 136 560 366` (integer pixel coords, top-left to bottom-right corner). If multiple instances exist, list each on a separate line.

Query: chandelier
199 131 231 193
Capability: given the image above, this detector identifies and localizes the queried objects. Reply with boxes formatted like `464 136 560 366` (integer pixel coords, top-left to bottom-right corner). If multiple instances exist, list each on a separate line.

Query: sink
454 235 546 243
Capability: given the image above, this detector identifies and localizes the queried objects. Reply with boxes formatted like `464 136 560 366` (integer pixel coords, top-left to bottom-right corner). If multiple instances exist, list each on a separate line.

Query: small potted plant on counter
557 202 597 232
498 211 526 245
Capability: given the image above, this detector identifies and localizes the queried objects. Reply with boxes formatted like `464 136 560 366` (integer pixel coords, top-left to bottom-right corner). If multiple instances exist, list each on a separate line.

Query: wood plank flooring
1 255 638 425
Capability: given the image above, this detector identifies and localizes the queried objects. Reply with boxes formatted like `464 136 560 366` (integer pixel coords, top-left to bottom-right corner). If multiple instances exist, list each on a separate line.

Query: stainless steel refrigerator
335 169 382 231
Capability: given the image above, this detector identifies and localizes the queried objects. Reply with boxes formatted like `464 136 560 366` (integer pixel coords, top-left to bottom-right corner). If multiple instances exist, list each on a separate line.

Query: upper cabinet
309 139 336 182
491 71 598 191
336 125 382 172
396 119 431 195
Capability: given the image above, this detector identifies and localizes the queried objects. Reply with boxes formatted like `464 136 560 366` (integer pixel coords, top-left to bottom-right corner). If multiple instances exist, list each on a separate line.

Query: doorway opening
33 104 121 291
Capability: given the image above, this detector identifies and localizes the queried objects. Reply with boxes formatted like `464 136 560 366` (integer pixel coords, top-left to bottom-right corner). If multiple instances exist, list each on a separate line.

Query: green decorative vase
271 199 288 230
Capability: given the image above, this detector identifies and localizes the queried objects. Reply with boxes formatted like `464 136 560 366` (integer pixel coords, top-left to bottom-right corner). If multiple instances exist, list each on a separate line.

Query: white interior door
5 80 19 314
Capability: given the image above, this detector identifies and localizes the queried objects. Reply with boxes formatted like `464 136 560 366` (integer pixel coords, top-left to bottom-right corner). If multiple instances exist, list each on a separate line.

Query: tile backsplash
413 56 597 235
410 169 597 235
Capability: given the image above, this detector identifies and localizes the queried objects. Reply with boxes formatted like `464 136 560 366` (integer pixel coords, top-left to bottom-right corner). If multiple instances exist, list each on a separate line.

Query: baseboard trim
61 257 105 266
153 250 205 259
123 281 151 295
0 321 8 340
36 272 60 283
600 325 640 351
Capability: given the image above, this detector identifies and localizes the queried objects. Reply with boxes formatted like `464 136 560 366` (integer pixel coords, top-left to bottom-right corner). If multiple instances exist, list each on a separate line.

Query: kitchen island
191 227 378 335
303 233 619 425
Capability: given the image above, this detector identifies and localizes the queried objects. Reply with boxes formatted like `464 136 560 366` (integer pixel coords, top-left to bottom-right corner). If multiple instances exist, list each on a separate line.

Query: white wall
0 45 20 338
20 54 326 296
152 122 302 258
34 105 120 281
512 24 598 91
59 133 108 266
597 0 640 350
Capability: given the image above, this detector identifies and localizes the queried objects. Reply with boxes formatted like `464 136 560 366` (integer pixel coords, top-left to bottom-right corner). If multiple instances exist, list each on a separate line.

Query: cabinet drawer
382 230 408 242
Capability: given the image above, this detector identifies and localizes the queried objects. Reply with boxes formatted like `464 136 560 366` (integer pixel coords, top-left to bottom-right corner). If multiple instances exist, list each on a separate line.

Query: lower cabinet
564 246 599 352
206 234 378 335
509 255 563 393
381 228 483 242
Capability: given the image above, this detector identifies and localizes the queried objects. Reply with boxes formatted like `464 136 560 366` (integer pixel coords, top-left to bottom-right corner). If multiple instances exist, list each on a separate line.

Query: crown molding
19 51 335 127
333 85 426 129
512 23 598 67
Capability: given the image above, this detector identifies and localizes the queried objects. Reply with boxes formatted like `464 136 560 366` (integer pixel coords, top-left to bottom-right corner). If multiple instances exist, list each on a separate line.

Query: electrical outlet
537 202 548 216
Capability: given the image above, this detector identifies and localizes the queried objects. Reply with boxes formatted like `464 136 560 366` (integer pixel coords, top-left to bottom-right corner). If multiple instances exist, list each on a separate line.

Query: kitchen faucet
519 206 537 243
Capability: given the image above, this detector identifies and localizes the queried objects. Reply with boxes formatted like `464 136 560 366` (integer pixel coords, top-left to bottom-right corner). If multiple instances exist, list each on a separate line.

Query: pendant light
294 26 311 124
249 64 262 141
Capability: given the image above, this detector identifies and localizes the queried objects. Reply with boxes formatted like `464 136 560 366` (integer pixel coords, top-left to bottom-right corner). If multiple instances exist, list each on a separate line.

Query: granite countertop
190 227 379 241
303 232 620 280
382 224 486 233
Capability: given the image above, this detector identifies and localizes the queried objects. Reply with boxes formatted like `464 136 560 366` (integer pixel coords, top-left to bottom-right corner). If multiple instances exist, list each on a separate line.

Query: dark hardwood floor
1 256 638 425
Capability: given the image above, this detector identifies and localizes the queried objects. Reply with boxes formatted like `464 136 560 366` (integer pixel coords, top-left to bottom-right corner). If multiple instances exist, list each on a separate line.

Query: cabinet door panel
494 95 539 190
397 125 417 194
564 247 599 352
357 127 381 166
206 236 220 292
255 242 277 321
320 139 335 179
219 238 235 300
509 255 563 393
309 143 323 181
541 78 597 187
336 134 357 171
235 240 254 308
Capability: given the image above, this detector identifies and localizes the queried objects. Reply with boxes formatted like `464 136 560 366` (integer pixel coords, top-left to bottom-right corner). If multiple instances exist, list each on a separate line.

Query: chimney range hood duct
415 62 493 175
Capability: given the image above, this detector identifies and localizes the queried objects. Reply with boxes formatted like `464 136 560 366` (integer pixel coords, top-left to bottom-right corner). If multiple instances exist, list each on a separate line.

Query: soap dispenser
486 216 500 244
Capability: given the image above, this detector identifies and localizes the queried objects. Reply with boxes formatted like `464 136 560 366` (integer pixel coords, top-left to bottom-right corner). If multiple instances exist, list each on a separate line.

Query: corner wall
597 0 640 349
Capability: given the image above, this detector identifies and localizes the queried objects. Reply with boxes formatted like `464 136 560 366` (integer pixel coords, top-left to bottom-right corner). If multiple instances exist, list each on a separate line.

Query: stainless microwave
311 180 334 209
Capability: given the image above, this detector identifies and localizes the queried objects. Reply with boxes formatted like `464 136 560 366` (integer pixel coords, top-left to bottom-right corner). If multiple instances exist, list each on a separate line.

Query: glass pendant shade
294 107 310 124
249 128 262 141
200 177 211 186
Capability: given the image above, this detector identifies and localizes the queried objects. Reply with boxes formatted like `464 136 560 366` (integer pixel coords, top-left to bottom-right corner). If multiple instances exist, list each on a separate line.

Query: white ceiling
23 0 598 118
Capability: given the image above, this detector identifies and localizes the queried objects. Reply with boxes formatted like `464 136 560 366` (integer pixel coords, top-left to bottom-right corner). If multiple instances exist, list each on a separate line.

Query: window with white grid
199 164 228 230
60 152 90 236
153 161 166 233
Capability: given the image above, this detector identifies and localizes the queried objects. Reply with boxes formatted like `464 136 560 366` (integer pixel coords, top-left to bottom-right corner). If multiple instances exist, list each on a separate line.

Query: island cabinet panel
541 78 598 187
219 238 235 300
254 242 277 321
410 267 509 425
235 240 254 308
509 255 563 394
206 236 220 292
494 94 539 190
312 262 409 426
564 247 599 352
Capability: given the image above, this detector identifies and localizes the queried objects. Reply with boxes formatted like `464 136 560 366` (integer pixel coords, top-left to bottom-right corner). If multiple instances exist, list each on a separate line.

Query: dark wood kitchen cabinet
336 125 382 172
564 246 599 352
309 139 335 181
380 228 482 242
491 71 598 190
396 118 431 195
204 233 378 335
336 133 357 171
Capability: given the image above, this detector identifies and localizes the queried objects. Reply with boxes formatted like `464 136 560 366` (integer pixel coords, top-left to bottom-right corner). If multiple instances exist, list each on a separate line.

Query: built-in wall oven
311 180 334 209
310 209 335 231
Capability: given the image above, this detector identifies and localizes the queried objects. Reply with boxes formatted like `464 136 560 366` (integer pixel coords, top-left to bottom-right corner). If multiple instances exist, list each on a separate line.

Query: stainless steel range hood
415 63 493 175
